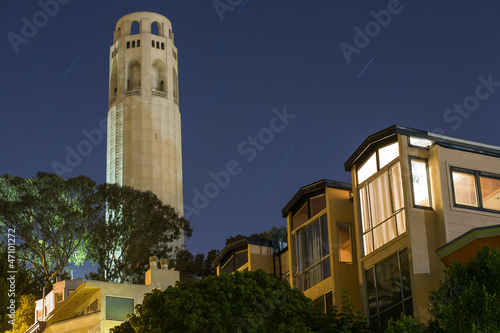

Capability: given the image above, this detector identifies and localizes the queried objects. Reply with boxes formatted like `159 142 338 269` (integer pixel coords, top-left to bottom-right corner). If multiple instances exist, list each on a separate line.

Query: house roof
281 179 351 218
436 224 500 267
212 237 277 268
344 125 500 171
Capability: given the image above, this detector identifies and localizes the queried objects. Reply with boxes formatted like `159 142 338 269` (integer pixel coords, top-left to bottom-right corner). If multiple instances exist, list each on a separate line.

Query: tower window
156 41 159 49
137 40 140 47
152 40 155 47
132 40 135 48
130 21 140 35
169 29 172 39
161 42 165 50
126 41 130 49
151 22 160 36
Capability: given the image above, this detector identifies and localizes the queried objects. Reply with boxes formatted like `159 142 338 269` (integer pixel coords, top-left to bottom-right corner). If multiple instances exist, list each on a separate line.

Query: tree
5 294 36 333
307 291 368 333
173 248 219 279
385 315 426 333
87 183 192 283
428 245 500 332
225 225 287 245
0 172 99 289
112 270 312 333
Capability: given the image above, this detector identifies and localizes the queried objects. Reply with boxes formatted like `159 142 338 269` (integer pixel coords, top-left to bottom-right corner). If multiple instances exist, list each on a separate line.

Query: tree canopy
173 248 219 280
87 183 192 283
428 244 500 332
0 172 192 289
112 269 312 333
0 172 99 288
225 225 287 246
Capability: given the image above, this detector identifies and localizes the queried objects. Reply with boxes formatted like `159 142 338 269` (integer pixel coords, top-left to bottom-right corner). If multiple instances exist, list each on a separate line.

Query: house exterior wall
349 131 500 323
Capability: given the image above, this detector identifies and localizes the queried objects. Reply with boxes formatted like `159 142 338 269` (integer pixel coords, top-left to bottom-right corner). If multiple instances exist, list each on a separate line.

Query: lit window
452 171 478 207
409 137 433 148
358 153 377 184
480 176 500 211
292 203 309 230
310 194 326 218
360 162 405 255
337 223 353 263
221 249 248 274
410 158 431 208
378 142 399 169
451 168 500 213
357 141 400 184
292 195 326 230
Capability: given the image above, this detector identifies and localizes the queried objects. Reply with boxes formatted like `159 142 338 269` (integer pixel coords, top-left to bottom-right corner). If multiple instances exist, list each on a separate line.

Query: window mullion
475 171 483 209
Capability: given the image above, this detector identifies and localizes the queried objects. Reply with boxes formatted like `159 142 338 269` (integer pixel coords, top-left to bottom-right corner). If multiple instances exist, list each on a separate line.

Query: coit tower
106 12 184 249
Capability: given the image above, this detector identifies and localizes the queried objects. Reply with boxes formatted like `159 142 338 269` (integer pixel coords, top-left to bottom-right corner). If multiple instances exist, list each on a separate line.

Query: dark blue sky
1 0 500 268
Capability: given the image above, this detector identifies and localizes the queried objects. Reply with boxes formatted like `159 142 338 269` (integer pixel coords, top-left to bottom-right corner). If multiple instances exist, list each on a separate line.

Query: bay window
359 162 405 255
409 157 431 208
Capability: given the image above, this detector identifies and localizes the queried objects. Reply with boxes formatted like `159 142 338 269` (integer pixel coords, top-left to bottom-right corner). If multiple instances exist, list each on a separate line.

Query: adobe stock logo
7 0 71 54
432 74 500 135
339 0 411 64
184 106 296 219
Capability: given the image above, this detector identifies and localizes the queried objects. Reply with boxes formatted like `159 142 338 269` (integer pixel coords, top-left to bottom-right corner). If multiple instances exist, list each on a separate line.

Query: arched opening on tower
127 60 141 91
117 27 121 39
151 22 161 36
168 29 172 39
130 21 140 35
173 67 179 104
152 60 167 93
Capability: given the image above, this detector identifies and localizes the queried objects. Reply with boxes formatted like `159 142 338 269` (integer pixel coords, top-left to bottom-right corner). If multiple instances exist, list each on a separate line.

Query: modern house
213 237 289 280
344 125 500 324
281 179 361 314
27 257 179 333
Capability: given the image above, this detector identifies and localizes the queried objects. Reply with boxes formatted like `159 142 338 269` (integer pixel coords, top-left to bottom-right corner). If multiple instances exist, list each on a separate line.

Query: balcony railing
125 90 141 97
152 89 167 98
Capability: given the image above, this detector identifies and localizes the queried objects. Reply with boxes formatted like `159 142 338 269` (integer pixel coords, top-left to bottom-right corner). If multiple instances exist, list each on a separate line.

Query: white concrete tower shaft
107 12 184 248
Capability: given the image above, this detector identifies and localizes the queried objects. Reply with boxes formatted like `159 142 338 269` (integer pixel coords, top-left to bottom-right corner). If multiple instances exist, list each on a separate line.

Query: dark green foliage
87 182 192 283
0 172 99 288
120 270 311 333
173 249 219 279
308 291 368 333
386 315 426 333
225 225 287 245
428 245 500 333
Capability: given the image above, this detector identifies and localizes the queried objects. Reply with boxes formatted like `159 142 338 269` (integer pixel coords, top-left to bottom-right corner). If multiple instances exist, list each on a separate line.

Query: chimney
160 259 169 270
149 256 158 269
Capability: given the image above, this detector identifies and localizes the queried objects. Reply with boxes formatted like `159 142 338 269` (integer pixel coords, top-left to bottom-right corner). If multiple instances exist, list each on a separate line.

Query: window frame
364 248 412 325
359 160 406 256
293 213 331 291
337 222 354 264
357 138 399 185
450 167 500 214
408 156 432 210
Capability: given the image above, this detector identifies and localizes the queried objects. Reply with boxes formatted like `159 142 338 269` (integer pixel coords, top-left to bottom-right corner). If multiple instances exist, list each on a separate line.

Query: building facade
28 257 178 333
282 180 361 314
344 125 500 324
106 12 184 249
213 237 289 280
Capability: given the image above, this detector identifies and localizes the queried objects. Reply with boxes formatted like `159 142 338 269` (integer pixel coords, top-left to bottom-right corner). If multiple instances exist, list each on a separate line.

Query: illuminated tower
107 12 183 248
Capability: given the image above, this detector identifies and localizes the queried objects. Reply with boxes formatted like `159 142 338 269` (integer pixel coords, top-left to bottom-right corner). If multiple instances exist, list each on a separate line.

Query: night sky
1 0 500 276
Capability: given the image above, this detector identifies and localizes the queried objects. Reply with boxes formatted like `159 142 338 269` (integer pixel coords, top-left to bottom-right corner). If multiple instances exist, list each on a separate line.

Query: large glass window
451 168 500 213
410 157 431 208
106 296 134 321
357 141 400 184
365 248 412 326
295 214 330 291
221 249 248 274
292 194 326 230
360 162 405 255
